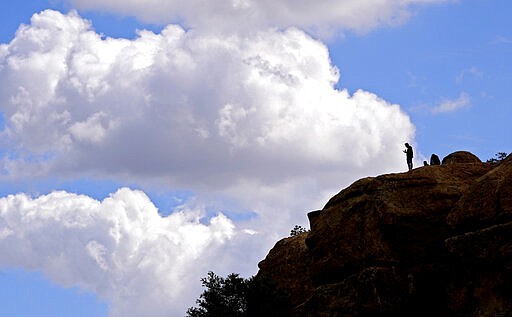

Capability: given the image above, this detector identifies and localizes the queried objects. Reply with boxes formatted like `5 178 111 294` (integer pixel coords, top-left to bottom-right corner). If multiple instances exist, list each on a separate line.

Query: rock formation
258 151 512 316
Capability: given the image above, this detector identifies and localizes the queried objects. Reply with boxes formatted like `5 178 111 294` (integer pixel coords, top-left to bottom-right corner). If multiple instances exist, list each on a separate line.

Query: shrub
290 225 308 236
486 152 508 164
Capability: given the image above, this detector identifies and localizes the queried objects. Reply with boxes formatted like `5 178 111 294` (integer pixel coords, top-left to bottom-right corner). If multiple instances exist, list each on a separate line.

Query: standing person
403 143 413 171
430 153 441 165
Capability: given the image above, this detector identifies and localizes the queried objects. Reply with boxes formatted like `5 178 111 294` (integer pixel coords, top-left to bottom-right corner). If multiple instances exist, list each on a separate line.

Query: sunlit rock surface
258 152 512 316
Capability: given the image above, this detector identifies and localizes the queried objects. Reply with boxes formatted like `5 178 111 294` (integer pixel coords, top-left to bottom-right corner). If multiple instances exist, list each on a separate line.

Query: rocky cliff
258 151 512 316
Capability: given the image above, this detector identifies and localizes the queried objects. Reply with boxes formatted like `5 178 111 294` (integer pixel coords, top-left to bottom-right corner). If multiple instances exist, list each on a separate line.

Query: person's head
405 143 410 148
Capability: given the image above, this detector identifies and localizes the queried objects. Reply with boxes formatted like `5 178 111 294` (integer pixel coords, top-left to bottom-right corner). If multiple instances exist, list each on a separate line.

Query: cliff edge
258 151 512 316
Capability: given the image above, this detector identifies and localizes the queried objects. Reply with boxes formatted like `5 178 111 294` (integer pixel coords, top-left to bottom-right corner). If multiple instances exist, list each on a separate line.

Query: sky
0 0 510 316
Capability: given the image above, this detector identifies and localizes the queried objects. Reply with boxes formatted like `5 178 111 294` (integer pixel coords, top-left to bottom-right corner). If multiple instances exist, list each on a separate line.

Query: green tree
290 225 308 236
486 152 508 164
186 272 247 317
186 272 290 317
246 274 290 317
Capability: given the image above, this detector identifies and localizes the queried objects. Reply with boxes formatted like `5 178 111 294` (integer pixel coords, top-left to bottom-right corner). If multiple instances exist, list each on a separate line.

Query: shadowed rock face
258 152 512 317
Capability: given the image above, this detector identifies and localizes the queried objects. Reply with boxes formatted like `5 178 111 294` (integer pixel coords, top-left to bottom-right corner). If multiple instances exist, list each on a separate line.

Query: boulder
447 153 512 230
441 151 481 165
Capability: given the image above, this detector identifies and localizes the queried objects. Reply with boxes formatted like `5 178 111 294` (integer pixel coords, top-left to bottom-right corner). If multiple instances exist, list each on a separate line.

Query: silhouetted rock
447 153 512 230
441 151 481 165
258 151 512 316
257 232 313 308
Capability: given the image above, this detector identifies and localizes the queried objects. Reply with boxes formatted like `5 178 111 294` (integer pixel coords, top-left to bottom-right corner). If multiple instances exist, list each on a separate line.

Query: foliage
186 272 290 317
246 274 291 317
290 225 308 236
486 152 508 164
186 272 247 317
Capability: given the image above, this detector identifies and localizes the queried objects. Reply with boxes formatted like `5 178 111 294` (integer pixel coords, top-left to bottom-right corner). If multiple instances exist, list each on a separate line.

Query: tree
246 274 291 317
186 272 248 317
486 152 508 164
186 272 290 317
290 225 308 236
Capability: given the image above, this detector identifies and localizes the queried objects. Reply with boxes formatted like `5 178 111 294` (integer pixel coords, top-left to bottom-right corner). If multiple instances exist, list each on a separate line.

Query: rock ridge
258 151 512 316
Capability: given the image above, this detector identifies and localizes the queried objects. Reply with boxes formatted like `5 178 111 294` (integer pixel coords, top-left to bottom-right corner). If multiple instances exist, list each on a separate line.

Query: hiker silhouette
403 143 413 171
430 154 441 165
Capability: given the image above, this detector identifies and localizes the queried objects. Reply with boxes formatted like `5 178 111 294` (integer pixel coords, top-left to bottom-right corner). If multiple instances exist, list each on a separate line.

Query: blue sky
0 1 511 316
330 0 511 159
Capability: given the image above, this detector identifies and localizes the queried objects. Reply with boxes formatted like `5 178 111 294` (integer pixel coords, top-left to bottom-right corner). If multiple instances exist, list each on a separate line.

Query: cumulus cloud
0 188 238 316
431 92 470 114
0 9 417 316
0 10 414 189
66 0 449 37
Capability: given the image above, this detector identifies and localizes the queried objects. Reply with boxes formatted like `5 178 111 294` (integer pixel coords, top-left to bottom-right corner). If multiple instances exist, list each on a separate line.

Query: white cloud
66 0 450 37
431 92 470 114
0 10 414 188
456 66 483 83
0 188 237 316
0 9 417 316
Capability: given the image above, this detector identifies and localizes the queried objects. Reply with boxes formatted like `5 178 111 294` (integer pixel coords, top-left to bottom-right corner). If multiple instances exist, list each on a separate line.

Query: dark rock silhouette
258 151 512 317
430 153 440 165
441 150 480 165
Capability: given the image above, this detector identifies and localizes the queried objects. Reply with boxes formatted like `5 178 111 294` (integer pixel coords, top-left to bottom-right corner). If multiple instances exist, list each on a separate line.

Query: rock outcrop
258 151 512 316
